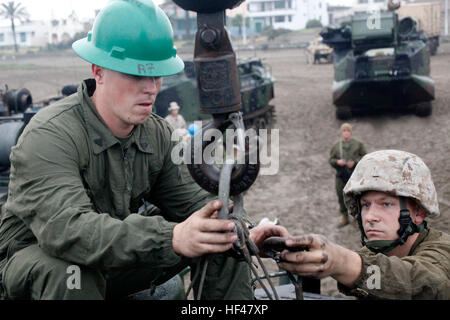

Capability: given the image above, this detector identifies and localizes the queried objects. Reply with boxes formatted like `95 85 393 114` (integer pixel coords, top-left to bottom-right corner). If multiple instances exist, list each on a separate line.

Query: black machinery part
187 115 260 196
6 88 33 114
0 121 24 169
172 0 244 13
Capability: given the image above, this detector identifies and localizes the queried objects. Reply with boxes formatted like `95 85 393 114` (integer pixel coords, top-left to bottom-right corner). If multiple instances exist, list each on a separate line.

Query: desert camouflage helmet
343 149 439 218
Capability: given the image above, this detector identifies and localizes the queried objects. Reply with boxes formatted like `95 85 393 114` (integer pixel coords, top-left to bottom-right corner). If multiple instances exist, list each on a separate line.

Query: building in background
246 0 329 32
48 11 90 45
327 5 353 25
159 0 196 40
0 20 47 49
0 10 92 50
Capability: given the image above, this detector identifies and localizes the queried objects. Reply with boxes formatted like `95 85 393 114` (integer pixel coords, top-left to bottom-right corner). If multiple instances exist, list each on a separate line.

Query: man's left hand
277 234 362 287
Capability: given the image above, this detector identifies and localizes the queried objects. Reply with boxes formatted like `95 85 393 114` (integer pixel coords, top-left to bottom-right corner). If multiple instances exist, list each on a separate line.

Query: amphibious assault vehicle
320 10 435 119
154 58 276 130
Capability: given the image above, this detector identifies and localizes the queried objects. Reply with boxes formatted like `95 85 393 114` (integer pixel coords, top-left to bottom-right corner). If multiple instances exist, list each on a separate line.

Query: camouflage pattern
338 227 450 299
0 79 253 299
344 150 440 218
320 10 434 118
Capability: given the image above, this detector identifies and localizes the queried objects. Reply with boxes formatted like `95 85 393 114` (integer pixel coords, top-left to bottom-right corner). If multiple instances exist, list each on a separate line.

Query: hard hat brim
73 38 185 77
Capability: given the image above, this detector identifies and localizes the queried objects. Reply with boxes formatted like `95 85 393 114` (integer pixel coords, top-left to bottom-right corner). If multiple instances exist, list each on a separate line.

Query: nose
363 205 381 224
142 77 161 94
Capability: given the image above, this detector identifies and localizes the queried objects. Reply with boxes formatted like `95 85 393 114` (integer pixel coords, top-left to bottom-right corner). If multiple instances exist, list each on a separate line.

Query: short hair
340 123 352 132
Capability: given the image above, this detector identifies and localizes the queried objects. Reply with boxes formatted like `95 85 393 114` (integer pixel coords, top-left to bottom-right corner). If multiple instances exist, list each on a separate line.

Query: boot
337 215 349 228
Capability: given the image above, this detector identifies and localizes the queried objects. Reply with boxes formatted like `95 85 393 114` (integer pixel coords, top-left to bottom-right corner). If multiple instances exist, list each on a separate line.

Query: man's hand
277 234 362 287
337 159 346 166
346 160 355 168
249 225 291 257
172 200 237 258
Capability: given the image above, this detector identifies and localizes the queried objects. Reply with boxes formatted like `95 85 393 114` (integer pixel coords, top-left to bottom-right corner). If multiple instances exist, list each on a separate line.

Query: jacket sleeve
5 123 183 271
337 245 450 299
354 142 367 164
329 142 340 169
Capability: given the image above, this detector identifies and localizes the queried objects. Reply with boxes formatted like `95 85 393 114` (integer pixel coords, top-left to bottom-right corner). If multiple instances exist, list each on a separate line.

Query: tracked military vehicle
320 9 435 119
154 58 276 130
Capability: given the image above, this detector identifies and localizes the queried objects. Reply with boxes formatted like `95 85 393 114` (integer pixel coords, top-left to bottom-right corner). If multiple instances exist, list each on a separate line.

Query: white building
0 20 48 48
48 11 91 45
246 0 329 32
0 11 90 50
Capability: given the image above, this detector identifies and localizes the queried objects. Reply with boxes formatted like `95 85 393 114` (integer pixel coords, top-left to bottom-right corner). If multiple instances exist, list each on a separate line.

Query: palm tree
0 1 29 53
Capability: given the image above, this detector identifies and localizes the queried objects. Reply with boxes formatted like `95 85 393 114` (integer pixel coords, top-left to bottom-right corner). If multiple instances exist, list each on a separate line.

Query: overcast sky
2 0 165 21
4 0 356 22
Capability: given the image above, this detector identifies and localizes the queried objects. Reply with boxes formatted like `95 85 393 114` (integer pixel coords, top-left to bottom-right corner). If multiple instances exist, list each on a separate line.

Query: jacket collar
78 79 154 155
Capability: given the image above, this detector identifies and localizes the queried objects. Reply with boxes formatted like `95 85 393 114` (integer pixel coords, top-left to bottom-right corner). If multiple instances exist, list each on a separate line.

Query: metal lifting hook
173 0 281 300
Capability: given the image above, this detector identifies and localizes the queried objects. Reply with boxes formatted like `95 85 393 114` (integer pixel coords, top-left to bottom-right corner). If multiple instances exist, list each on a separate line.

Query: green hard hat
72 0 184 77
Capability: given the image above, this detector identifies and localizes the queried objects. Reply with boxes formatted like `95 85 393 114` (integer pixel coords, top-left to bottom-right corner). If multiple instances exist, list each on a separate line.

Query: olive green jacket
339 227 450 299
0 79 218 276
329 138 367 180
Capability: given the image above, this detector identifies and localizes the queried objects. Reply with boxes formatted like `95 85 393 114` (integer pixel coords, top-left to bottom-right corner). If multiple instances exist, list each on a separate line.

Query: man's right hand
172 200 238 258
337 159 347 166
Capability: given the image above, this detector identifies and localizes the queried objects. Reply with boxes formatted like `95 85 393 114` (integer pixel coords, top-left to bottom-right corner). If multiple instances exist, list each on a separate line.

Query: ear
410 201 427 225
91 64 104 84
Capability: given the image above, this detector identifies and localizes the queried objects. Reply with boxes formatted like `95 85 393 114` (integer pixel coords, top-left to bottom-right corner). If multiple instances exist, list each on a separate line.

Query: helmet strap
357 196 426 254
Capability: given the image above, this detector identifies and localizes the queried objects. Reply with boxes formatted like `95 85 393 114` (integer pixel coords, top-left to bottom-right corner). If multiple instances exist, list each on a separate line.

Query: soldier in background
329 123 367 227
278 150 450 299
165 101 187 132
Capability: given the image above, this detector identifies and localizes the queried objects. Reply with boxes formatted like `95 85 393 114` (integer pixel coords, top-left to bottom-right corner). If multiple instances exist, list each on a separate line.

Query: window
274 1 285 9
0 33 4 42
20 32 26 43
274 16 285 23
374 0 385 2
359 0 369 3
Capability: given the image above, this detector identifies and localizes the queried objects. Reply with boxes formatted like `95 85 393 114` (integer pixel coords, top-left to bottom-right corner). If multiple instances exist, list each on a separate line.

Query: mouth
366 229 383 236
136 102 154 112
136 102 153 107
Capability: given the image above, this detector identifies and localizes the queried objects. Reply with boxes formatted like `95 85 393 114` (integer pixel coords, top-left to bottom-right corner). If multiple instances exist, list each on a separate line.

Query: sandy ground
0 40 449 298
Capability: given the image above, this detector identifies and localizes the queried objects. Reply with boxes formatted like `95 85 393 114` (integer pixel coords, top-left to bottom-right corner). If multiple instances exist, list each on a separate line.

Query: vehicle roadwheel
415 102 432 117
336 106 352 120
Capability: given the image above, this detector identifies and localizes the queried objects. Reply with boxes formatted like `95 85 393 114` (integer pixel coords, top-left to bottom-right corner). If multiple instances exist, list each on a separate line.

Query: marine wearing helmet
276 150 449 299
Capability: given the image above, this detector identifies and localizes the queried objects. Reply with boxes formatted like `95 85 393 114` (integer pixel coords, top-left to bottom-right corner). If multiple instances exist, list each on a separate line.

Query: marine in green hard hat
73 0 184 77
0 0 288 300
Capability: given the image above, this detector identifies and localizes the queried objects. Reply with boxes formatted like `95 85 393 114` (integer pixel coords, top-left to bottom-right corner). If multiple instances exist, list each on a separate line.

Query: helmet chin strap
357 197 426 254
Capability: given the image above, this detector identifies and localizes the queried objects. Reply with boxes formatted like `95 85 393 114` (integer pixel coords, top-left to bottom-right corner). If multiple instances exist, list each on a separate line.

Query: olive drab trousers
335 177 348 216
1 244 252 300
